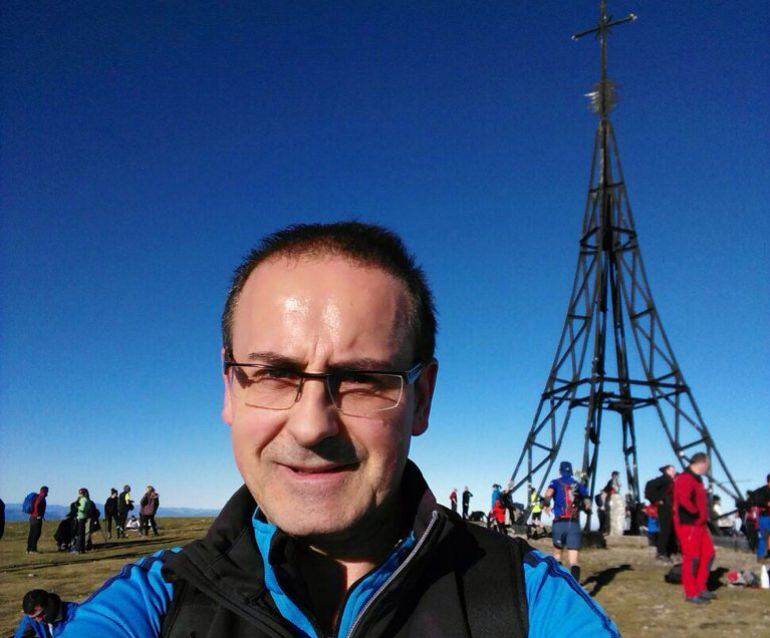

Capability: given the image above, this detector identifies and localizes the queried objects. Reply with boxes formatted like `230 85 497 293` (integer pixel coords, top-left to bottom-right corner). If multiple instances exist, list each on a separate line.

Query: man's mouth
282 462 359 475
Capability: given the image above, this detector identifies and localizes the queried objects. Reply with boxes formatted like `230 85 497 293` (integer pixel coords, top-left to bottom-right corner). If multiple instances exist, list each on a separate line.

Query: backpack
86 500 99 520
644 476 666 503
22 492 38 514
664 563 682 584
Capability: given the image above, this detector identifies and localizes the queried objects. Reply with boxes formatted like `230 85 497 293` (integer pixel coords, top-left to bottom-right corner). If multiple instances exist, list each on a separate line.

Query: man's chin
269 506 363 540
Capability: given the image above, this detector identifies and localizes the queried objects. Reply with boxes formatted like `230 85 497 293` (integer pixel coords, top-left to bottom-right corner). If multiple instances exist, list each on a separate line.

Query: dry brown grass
2 520 768 636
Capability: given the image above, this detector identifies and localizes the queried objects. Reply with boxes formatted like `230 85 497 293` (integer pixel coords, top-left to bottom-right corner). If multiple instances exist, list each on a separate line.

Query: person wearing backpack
26 486 48 554
543 461 591 583
139 486 160 536
645 465 677 562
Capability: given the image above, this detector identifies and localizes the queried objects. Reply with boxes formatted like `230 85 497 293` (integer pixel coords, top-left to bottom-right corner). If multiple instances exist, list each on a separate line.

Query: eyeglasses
224 360 426 418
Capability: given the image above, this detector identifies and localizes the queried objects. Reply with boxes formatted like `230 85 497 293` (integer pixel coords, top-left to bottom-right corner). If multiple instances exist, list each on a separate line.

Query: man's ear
221 348 233 427
412 359 438 437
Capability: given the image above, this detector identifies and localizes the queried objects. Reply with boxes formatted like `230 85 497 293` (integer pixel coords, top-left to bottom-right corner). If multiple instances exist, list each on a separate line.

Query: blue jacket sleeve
59 549 177 637
12 616 40 638
523 549 621 637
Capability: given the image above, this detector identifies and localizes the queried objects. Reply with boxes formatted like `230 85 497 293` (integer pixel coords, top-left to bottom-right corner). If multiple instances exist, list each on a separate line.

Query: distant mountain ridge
2 503 220 522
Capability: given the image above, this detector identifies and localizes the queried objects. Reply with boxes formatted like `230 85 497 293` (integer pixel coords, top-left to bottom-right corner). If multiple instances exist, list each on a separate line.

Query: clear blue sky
1 1 768 510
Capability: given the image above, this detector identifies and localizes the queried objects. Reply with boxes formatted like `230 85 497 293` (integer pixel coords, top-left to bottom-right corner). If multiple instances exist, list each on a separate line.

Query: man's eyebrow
244 352 304 368
327 357 401 371
242 353 401 371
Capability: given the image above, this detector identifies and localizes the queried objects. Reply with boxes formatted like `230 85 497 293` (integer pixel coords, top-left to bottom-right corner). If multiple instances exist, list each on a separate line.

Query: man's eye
254 368 296 381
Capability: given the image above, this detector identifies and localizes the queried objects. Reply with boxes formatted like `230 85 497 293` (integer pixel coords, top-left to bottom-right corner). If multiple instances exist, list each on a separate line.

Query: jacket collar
167 460 442 595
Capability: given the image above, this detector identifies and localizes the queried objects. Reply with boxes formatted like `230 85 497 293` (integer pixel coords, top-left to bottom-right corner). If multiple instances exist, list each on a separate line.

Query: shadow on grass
582 564 633 597
2 537 187 573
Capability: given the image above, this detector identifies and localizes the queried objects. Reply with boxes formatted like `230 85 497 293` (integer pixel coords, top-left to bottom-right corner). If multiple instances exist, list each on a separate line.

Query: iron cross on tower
508 1 742 533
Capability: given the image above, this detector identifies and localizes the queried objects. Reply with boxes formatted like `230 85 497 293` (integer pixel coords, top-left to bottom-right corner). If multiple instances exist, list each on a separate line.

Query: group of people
25 484 160 555
468 454 769 609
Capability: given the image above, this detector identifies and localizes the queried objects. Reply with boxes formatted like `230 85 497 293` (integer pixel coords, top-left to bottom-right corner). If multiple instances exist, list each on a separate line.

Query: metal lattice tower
509 1 742 532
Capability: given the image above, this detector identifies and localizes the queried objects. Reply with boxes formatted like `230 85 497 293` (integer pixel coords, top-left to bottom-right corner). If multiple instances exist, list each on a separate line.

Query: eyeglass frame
223 358 428 415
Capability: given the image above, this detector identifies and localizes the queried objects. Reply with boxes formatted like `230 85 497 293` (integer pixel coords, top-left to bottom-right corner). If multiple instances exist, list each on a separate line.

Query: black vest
160 464 531 638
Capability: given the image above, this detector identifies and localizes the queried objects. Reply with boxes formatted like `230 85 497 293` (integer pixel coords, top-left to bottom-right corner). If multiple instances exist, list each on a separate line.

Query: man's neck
296 499 403 633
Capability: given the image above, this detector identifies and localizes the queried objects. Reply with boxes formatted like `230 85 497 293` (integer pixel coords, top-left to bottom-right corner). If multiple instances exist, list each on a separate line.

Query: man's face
27 605 45 623
692 459 710 475
222 255 437 540
665 466 676 479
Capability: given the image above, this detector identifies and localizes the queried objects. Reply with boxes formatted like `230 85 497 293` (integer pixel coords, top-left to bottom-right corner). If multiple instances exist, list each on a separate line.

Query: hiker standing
104 488 119 539
749 473 770 560
461 486 472 520
673 452 715 604
645 465 676 562
117 485 134 538
543 461 591 583
73 488 92 554
26 486 48 554
140 486 160 536
449 488 458 514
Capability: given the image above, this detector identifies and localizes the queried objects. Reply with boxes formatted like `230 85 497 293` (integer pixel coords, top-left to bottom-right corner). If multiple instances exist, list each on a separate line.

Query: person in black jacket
116 485 133 539
56 222 619 637
26 486 48 554
104 488 119 539
646 465 677 562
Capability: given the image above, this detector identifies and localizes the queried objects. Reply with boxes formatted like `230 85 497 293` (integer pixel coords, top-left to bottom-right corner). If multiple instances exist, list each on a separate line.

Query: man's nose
285 377 340 447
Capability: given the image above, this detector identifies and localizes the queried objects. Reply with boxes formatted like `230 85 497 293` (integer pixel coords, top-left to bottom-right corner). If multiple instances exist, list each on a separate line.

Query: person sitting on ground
56 222 619 637
13 589 76 638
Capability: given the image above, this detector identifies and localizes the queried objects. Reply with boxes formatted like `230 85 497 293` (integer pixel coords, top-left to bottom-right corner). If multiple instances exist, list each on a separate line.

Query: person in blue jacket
56 222 619 637
13 589 76 638
544 461 591 583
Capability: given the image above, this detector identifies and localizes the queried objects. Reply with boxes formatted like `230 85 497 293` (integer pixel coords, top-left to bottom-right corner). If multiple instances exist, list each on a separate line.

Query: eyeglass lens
228 366 405 417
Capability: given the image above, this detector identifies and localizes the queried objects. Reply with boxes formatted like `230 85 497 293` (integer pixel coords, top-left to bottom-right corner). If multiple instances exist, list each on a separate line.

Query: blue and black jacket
13 601 77 638
60 462 619 637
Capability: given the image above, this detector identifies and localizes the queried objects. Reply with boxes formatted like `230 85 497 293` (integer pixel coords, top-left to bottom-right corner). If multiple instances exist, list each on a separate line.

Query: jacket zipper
344 510 440 638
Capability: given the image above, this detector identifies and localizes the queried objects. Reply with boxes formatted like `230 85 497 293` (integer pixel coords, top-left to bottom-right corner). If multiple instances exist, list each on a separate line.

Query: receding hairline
226 248 420 354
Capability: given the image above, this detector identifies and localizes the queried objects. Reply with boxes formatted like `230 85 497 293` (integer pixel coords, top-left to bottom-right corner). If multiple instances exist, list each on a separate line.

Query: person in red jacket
673 452 715 604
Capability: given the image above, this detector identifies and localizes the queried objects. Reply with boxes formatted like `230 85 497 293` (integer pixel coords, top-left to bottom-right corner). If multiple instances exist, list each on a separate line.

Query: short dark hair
221 222 437 363
22 589 48 614
766 473 770 483
690 452 708 464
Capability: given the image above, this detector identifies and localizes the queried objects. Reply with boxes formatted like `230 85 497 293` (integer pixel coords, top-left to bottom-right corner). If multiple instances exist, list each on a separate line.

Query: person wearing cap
543 461 591 583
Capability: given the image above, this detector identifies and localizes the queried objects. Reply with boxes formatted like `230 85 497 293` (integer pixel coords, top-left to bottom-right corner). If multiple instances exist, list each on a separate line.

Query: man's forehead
231 254 415 362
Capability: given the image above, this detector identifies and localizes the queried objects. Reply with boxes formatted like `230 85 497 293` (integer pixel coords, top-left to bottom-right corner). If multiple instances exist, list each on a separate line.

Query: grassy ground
2 519 768 636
